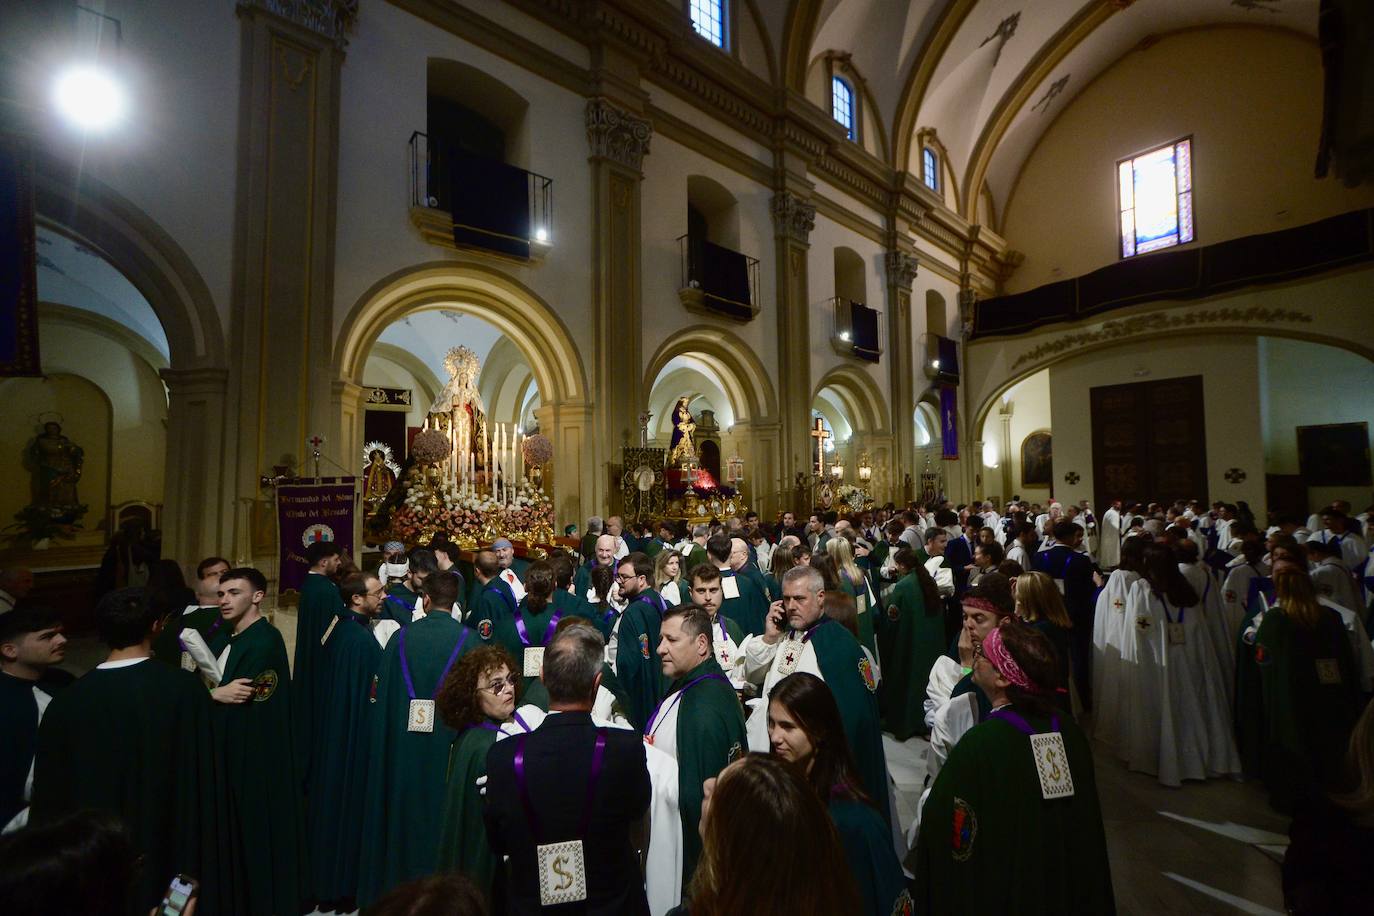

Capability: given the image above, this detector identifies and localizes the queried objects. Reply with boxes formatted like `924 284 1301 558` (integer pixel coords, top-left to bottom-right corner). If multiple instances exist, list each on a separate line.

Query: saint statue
429 345 488 480
28 422 85 511
363 447 398 512
667 396 697 466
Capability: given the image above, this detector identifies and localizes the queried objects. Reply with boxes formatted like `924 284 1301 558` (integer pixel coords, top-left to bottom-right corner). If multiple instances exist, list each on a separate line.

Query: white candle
482 423 489 498
515 430 522 488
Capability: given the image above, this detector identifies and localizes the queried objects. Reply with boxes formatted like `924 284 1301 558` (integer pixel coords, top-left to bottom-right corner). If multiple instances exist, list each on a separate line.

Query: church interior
2 0 1374 914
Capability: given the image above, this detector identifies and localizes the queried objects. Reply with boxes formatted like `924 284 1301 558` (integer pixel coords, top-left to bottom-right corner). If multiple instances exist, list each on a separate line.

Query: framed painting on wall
1297 422 1371 486
1021 430 1053 487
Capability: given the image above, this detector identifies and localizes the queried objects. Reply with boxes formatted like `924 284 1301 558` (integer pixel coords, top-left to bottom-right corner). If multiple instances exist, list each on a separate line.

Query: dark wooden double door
1090 375 1207 508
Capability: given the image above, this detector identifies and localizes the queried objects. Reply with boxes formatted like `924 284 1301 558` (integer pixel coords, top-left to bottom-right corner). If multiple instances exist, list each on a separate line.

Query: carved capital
770 191 816 244
586 98 653 172
958 287 978 340
884 251 920 290
237 0 357 47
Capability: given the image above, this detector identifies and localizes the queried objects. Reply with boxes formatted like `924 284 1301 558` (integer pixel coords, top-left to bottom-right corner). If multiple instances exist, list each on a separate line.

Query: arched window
689 0 727 49
922 147 939 192
832 76 855 141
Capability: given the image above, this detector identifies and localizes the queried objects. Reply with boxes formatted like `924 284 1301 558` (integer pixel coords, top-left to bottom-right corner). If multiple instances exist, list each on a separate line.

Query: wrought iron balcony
676 233 760 321
830 297 883 363
408 131 552 260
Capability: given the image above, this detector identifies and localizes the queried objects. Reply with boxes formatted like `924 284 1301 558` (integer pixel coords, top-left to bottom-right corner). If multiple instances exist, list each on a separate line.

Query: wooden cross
810 418 830 479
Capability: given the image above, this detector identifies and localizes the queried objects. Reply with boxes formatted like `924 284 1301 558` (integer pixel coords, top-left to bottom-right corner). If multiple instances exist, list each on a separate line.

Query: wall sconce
857 452 872 482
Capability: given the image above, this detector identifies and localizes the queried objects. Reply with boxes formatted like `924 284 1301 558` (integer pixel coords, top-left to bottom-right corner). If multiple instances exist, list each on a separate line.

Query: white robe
498 568 527 602
1220 563 1267 649
659 580 682 608
924 557 954 597
1179 562 1233 704
1309 530 1369 572
1090 568 1140 749
1098 508 1122 569
1312 559 1362 615
1004 542 1031 571
922 656 966 731
1120 581 1240 786
739 633 824 752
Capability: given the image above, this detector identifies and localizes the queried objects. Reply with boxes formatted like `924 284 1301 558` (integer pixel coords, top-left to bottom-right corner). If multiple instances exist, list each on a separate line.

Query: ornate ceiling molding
1007 306 1313 371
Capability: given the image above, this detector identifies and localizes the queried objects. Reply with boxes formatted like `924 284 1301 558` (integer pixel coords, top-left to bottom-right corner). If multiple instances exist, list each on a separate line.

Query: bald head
728 537 749 571
595 534 617 567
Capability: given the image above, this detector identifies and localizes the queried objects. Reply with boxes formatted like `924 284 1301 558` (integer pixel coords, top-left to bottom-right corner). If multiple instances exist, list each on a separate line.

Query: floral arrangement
521 433 553 469
410 429 451 465
6 504 86 546
836 484 872 511
385 468 554 546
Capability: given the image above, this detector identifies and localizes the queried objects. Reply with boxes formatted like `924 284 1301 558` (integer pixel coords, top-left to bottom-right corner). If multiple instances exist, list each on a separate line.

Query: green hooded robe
809 618 889 823
293 572 342 781
615 588 671 730
875 570 945 740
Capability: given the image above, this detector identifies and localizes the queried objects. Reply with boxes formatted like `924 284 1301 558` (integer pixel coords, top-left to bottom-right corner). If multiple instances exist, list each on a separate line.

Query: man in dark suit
485 621 651 915
944 518 978 597
1032 520 1100 709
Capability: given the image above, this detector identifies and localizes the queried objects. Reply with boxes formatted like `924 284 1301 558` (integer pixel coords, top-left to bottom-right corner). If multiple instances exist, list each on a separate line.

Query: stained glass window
689 0 726 49
832 77 855 140
923 148 939 192
1117 138 1194 258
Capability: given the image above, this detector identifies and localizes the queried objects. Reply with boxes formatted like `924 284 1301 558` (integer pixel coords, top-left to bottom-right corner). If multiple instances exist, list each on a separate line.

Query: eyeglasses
616 572 642 582
480 676 517 694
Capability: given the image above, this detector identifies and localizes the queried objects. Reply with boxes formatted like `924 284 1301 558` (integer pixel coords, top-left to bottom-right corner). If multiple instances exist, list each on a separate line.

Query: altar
619 400 747 524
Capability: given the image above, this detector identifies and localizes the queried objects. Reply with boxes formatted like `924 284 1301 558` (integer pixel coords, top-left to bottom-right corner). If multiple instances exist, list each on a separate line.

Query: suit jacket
484 711 651 915
1033 544 1097 621
944 535 975 595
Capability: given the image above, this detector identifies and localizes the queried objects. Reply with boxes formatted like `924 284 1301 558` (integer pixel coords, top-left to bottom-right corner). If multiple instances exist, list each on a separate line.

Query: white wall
1259 336 1374 512
1048 336 1266 514
981 369 1052 501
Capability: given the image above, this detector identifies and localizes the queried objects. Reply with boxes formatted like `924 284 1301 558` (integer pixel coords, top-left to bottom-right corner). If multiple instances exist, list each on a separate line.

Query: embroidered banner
940 385 959 460
276 478 358 594
0 135 40 376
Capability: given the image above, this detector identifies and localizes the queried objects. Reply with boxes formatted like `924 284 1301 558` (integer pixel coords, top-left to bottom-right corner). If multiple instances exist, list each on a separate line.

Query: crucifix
308 435 325 480
810 418 831 480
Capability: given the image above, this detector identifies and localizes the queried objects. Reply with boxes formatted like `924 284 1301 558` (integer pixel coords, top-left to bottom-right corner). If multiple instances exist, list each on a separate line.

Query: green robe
810 619 890 822
294 572 342 779
436 723 502 903
720 569 769 636
615 588 671 730
875 571 944 740
490 595 562 692
382 581 420 627
469 577 517 639
305 609 382 907
32 659 241 916
152 605 221 668
573 560 614 600
830 794 912 916
913 707 1114 915
217 617 307 916
840 573 877 657
685 545 710 575
741 565 773 603
657 657 747 886
1255 606 1361 813
357 612 477 906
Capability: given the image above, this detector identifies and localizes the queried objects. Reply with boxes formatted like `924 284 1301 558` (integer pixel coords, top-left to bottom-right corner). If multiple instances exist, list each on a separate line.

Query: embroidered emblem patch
1135 616 1152 631
639 633 651 659
250 669 278 702
887 604 899 621
727 741 743 763
951 797 977 861
890 889 915 916
369 674 378 704
478 619 493 640
1224 590 1236 604
1111 597 1124 611
858 657 878 693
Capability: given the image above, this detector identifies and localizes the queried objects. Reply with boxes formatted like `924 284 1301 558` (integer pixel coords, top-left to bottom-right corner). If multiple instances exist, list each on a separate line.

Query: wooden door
1090 376 1207 508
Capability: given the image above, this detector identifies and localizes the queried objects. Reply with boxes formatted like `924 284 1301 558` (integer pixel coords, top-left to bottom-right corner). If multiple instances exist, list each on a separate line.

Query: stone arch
33 155 226 370
336 261 587 406
642 325 778 425
811 365 889 436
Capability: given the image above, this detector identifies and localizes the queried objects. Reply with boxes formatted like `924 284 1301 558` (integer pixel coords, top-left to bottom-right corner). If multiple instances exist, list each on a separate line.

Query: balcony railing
676 234 761 321
408 131 552 259
830 297 883 363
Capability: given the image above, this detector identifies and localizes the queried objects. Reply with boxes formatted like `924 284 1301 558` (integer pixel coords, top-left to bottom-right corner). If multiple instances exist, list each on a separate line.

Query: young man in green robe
382 548 437 627
293 541 342 784
739 565 890 820
305 572 384 911
876 547 945 739
212 567 307 916
651 604 747 886
32 588 240 916
688 565 747 683
151 555 229 678
357 570 478 906
469 549 517 637
613 551 671 729
912 623 1113 913
709 534 769 636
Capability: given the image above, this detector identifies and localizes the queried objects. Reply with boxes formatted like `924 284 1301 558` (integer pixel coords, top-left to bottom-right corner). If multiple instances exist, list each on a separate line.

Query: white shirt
499 567 527 602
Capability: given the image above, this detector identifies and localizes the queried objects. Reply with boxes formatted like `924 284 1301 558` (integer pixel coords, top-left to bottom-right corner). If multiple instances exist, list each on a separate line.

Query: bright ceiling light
53 65 126 132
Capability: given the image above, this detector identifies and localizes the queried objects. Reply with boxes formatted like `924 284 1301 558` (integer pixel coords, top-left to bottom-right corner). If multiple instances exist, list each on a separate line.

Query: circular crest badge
251 669 279 702
302 524 335 548
639 633 651 659
951 797 978 861
478 619 494 640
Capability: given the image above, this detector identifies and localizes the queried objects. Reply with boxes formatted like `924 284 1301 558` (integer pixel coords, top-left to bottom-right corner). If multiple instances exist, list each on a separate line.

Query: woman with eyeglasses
434 645 526 907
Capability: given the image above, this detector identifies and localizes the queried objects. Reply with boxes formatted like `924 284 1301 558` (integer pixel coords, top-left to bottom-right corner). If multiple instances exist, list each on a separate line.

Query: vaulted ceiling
779 0 1317 222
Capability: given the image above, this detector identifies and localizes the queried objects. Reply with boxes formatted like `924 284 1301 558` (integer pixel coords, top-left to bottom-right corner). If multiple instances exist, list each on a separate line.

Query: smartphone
159 874 198 916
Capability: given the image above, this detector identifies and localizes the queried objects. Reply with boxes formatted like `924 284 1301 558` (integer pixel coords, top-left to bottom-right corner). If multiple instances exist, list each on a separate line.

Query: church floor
65 609 1290 914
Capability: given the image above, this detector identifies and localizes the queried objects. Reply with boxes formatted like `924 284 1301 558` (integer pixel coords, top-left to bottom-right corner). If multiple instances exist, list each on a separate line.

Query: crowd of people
2 495 1373 915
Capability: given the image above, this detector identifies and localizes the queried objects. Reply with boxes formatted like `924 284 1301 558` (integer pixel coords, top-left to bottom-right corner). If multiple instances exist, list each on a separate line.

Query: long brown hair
769 672 869 806
1014 571 1073 628
522 560 554 614
689 754 860 916
1274 567 1323 629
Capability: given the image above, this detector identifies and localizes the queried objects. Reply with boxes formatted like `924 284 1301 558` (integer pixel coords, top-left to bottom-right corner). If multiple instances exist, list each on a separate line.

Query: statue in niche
362 442 401 513
28 421 85 512
667 396 697 466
